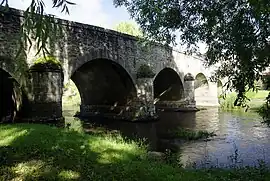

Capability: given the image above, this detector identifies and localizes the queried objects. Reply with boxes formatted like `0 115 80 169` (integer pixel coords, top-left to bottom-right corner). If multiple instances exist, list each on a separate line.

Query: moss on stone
32 56 62 70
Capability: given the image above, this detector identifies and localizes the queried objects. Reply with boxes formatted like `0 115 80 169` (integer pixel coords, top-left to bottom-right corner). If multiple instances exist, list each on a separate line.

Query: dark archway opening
154 68 184 102
71 59 137 107
0 69 24 122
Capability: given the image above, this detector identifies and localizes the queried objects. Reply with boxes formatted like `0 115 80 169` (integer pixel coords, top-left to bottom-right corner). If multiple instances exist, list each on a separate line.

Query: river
63 105 270 168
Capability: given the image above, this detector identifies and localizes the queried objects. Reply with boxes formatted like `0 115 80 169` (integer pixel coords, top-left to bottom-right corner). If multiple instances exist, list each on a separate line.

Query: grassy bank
219 90 269 110
1 124 270 180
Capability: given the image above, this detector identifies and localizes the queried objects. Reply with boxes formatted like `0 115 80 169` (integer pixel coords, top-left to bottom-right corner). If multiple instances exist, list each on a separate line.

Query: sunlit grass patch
89 134 146 164
13 160 45 175
246 90 270 99
58 170 80 180
0 127 28 146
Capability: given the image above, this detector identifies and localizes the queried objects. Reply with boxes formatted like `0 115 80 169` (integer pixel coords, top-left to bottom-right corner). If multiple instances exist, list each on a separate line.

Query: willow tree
0 0 75 57
114 0 270 106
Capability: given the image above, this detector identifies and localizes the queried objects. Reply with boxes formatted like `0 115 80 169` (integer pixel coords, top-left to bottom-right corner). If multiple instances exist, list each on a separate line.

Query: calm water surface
63 106 270 168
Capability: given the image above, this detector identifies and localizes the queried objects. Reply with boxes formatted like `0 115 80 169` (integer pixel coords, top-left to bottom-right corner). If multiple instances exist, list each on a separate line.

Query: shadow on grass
1 123 270 181
0 123 183 181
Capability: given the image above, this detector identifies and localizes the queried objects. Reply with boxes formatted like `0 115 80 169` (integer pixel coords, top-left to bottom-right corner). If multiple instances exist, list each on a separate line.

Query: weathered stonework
26 64 63 122
0 7 221 122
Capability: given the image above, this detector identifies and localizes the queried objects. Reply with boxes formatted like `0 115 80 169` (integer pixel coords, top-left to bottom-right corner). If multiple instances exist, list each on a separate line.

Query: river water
63 106 270 168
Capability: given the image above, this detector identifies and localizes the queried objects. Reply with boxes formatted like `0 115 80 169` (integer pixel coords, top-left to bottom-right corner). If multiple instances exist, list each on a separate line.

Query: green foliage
1 124 270 180
220 90 270 111
113 21 143 37
34 56 62 66
32 56 62 70
219 93 241 110
136 64 155 78
262 74 270 90
256 93 270 124
168 127 216 140
114 0 270 107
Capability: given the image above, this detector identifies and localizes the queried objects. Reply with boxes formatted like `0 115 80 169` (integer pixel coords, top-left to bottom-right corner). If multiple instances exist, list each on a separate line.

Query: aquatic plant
168 127 216 140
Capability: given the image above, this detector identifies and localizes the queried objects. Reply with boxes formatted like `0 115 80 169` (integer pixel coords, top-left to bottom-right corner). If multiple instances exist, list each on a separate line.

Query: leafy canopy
113 21 143 37
114 0 270 105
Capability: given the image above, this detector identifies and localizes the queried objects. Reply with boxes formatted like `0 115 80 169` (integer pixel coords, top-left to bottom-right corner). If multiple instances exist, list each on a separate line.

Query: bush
262 74 270 90
219 93 240 110
257 93 270 124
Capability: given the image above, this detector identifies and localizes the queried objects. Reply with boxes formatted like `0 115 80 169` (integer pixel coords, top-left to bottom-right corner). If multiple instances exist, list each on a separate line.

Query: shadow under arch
0 68 27 122
70 58 137 109
153 68 184 102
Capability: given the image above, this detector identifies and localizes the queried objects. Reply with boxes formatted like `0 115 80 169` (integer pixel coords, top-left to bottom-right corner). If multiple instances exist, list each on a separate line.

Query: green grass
246 90 270 99
168 127 216 140
1 123 270 180
219 92 239 110
219 90 270 110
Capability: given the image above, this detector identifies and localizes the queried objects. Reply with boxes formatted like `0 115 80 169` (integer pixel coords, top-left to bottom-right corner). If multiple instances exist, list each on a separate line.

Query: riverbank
1 123 270 180
220 90 269 110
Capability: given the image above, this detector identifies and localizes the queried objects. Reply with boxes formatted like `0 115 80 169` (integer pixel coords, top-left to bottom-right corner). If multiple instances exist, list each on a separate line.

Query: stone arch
70 58 137 108
154 63 185 84
0 56 29 122
67 50 135 84
0 68 25 122
153 68 184 102
194 73 210 106
0 56 26 85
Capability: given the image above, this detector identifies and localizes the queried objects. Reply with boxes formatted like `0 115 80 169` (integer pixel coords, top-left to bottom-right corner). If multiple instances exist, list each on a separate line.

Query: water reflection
63 105 270 168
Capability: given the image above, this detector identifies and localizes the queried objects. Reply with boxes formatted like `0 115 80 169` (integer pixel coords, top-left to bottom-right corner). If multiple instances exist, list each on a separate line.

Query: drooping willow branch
1 0 75 58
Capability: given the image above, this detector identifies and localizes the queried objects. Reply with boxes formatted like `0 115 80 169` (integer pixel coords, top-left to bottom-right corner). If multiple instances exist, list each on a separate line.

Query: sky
8 0 135 29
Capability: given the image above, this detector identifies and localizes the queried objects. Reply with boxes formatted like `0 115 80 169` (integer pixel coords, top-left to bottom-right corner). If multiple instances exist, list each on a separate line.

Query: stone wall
0 7 220 122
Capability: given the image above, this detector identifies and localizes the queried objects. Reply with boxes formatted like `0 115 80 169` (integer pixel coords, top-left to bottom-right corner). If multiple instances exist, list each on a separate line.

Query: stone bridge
0 7 224 122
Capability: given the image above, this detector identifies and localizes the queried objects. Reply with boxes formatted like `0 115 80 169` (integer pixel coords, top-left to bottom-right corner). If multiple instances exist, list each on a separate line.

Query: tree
0 0 75 57
114 0 270 105
113 21 143 37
